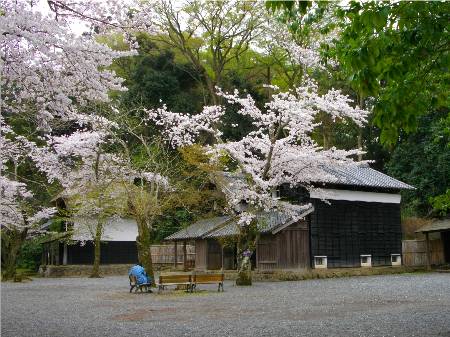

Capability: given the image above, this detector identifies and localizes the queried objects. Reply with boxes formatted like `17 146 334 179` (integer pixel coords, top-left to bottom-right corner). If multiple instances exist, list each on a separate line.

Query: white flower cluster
237 212 255 227
0 0 135 131
147 79 369 226
0 176 56 230
146 104 225 148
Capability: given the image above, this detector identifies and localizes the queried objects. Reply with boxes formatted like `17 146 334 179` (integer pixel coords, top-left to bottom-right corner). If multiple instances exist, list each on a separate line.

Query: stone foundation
210 266 426 282
39 264 132 277
39 264 425 279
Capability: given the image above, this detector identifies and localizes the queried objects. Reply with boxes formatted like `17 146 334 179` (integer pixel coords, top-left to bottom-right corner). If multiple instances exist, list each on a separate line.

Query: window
361 256 368 264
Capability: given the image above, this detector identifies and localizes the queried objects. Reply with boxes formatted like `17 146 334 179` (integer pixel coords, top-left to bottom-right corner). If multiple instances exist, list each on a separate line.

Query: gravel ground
2 273 450 337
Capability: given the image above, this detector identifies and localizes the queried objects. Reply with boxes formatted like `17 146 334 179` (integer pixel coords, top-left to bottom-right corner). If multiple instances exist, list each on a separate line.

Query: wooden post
174 241 178 270
63 243 68 265
425 232 431 271
183 240 187 271
221 245 224 271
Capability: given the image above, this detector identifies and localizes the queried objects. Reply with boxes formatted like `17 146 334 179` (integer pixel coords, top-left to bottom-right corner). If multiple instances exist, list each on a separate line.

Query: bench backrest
159 274 191 284
193 274 224 282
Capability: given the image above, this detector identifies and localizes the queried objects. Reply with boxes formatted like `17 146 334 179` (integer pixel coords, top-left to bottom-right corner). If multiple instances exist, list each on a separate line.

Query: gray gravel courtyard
2 273 450 337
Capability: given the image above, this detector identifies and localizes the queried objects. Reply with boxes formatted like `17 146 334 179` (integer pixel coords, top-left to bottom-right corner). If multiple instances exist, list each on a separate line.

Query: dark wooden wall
442 231 450 263
257 220 309 270
66 241 138 264
310 199 402 268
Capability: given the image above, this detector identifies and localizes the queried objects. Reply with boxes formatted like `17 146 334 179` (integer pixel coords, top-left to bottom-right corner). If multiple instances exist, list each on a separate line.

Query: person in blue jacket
129 263 152 292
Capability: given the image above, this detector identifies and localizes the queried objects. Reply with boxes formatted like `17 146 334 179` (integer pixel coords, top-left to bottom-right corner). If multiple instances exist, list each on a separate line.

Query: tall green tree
386 110 450 217
334 1 450 144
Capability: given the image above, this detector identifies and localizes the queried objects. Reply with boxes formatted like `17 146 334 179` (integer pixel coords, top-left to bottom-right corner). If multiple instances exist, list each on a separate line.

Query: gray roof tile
165 216 230 240
315 164 414 190
203 205 314 238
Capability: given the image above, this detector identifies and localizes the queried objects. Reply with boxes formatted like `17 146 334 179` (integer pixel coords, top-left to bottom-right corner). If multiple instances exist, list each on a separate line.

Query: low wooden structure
402 239 445 267
165 216 234 271
166 209 314 271
414 219 450 270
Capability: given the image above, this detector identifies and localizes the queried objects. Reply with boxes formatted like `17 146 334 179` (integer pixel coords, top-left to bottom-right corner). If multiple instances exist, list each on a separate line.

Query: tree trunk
136 220 155 284
1 228 28 281
236 253 253 286
90 220 103 278
235 220 258 286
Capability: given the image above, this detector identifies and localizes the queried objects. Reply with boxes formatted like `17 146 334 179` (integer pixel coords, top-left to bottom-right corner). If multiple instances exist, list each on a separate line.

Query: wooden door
207 239 222 270
277 221 310 269
257 235 278 270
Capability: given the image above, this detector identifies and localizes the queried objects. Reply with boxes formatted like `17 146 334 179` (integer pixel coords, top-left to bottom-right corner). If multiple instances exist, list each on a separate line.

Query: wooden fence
402 239 444 266
150 244 195 266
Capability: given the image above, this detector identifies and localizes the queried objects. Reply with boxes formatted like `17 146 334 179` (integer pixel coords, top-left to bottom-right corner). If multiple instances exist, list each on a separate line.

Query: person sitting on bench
129 263 152 292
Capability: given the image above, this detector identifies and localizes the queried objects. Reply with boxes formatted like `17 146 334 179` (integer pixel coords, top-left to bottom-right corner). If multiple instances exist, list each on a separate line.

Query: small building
415 218 450 269
165 164 414 270
41 218 139 265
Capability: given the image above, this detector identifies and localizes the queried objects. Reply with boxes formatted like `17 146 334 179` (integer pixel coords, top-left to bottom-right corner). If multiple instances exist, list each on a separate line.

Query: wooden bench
157 274 192 293
192 273 224 292
129 275 152 293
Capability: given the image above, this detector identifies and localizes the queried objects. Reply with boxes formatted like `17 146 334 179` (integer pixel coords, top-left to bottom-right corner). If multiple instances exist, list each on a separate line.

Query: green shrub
17 239 42 272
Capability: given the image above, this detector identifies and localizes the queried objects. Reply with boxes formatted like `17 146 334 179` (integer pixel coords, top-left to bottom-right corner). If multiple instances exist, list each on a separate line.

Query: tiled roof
204 221 239 238
218 164 414 192
314 164 414 190
165 216 230 240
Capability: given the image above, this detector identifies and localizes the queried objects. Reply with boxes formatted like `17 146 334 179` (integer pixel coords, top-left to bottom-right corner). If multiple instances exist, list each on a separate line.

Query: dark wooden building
166 164 414 270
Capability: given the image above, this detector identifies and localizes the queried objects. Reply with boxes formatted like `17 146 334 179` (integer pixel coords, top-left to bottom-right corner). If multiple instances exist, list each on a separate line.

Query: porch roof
165 216 231 241
204 205 314 238
415 219 450 233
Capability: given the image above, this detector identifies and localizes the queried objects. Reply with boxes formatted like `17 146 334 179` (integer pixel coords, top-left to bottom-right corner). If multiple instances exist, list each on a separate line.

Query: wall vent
391 254 401 266
314 256 327 269
360 254 372 267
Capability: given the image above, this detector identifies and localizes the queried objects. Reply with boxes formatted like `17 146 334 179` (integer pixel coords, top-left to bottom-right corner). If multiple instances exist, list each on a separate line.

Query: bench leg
130 285 135 293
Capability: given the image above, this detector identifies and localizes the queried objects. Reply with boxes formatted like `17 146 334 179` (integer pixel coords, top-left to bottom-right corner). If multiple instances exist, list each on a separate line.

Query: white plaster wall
72 218 138 242
310 189 401 204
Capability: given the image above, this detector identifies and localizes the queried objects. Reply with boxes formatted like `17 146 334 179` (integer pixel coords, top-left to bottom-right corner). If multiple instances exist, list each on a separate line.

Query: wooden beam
183 240 187 271
174 241 178 270
425 232 432 271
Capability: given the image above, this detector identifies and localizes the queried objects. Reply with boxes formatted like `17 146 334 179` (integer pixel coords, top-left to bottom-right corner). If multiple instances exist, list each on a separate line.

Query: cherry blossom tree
0 120 56 280
0 0 146 278
148 79 368 285
33 128 129 277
